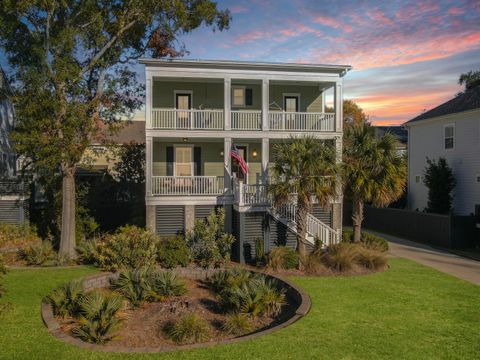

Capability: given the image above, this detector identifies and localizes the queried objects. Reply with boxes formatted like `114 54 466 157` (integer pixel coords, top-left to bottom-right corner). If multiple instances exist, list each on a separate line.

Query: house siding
153 81 224 109
408 109 480 215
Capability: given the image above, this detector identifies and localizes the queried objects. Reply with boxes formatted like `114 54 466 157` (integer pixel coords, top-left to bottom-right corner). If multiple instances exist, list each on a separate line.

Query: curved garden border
41 267 311 353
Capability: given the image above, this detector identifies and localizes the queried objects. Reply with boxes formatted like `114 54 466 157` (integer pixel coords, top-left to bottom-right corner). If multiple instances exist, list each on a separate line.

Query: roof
374 126 408 144
92 120 145 145
406 86 480 125
139 58 352 76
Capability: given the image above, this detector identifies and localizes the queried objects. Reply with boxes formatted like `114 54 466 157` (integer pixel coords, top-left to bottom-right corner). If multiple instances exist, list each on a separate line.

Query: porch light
252 148 258 158
182 137 188 142
220 150 224 157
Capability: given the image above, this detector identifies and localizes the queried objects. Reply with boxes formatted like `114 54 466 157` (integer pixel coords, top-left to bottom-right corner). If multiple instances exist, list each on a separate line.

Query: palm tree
269 136 339 258
343 122 406 242
458 70 480 91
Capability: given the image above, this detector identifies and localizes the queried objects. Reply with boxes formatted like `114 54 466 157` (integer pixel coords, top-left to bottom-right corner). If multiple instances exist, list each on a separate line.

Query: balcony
151 176 224 196
150 109 335 132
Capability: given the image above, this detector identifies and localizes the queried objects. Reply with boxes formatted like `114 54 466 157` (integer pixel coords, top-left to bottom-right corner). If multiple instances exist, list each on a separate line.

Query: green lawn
0 259 479 360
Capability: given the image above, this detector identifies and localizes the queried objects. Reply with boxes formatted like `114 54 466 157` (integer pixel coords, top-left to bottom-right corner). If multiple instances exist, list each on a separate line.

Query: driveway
367 231 480 285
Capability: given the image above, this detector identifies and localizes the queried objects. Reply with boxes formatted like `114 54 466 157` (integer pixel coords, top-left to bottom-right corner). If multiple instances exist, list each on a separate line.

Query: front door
176 93 192 128
175 146 193 176
232 145 247 183
284 95 299 129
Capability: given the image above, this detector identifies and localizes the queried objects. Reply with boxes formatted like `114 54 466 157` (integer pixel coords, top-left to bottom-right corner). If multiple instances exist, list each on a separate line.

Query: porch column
262 78 269 131
224 137 232 192
334 81 343 132
261 138 269 182
145 75 152 128
334 135 343 235
224 77 231 130
146 136 153 196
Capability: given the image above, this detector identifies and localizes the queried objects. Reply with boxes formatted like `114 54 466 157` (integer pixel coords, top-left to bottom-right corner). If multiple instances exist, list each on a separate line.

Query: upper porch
142 59 349 135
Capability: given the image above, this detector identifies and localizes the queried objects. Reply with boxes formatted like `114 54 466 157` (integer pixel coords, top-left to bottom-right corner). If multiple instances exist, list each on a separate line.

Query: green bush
209 268 256 293
110 267 152 307
157 235 191 269
46 280 84 318
187 208 235 268
149 270 187 298
18 241 58 266
342 229 389 252
222 312 253 335
76 238 100 265
0 223 41 250
266 247 299 270
95 225 158 271
73 291 123 344
164 313 210 344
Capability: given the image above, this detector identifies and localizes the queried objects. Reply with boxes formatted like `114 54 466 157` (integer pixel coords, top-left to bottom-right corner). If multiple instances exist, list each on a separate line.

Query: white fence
152 176 224 195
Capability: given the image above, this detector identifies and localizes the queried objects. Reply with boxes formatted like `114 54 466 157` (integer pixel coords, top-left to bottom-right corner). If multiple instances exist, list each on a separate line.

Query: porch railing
151 109 224 130
231 110 262 130
151 176 224 196
268 112 335 131
233 181 269 206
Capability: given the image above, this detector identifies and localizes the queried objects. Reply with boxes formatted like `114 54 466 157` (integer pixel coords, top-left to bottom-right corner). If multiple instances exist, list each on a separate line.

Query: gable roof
406 86 480 125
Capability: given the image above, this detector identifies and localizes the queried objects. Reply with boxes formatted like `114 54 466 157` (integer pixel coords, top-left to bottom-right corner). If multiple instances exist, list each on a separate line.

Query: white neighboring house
405 87 480 216
140 59 350 263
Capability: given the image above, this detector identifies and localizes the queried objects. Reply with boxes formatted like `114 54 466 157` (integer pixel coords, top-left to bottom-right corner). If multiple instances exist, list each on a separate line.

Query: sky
175 0 480 125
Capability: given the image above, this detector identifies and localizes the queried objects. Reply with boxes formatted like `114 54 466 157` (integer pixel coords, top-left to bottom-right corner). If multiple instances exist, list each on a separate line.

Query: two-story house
141 59 350 263
405 86 480 216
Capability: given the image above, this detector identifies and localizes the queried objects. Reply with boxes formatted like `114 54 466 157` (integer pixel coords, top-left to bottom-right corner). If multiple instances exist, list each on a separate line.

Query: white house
405 87 480 216
140 59 350 263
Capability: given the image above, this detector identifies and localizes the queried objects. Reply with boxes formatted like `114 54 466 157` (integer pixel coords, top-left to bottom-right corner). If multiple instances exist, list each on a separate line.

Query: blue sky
176 0 480 124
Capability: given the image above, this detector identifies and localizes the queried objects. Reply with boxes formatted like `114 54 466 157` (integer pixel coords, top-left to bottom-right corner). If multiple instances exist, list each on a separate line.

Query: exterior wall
153 80 224 109
270 84 323 112
408 109 480 215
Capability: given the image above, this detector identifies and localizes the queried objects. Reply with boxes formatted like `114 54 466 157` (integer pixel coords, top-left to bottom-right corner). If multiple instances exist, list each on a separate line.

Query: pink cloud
313 15 353 32
230 5 247 14
366 9 393 25
448 7 465 15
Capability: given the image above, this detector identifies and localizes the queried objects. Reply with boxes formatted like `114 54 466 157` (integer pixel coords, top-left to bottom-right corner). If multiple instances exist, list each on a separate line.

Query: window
415 175 422 184
444 124 454 150
175 146 193 176
232 86 245 107
476 174 480 183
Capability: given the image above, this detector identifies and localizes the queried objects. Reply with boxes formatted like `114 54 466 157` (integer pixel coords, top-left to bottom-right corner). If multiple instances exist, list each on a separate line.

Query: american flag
231 145 248 175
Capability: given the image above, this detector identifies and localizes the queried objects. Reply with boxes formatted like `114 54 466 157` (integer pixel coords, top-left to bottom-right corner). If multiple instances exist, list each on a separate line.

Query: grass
0 259 479 359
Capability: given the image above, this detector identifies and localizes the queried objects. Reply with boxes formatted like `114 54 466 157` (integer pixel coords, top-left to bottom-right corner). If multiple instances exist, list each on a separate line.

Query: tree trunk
295 200 309 261
351 197 364 243
59 168 76 258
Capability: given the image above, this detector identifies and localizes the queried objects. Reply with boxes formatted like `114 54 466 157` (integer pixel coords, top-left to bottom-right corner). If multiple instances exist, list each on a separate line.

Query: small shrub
320 243 359 272
355 247 388 270
47 280 84 318
149 270 187 298
222 313 253 336
76 238 100 265
110 267 152 307
187 208 235 268
209 268 256 293
73 291 123 344
302 254 328 275
95 225 158 271
164 313 210 344
266 247 299 270
342 229 389 252
157 235 191 269
0 223 41 250
254 237 265 265
18 241 57 266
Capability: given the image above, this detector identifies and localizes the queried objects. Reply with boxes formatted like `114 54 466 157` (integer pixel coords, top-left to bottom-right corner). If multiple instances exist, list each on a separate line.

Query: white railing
231 110 262 130
151 109 224 130
268 112 335 131
234 181 269 206
306 213 340 246
152 176 224 195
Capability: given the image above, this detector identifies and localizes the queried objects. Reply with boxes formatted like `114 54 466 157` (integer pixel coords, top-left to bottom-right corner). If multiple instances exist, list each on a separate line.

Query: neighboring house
81 116 145 174
141 59 350 263
374 126 408 155
0 67 28 225
405 87 480 216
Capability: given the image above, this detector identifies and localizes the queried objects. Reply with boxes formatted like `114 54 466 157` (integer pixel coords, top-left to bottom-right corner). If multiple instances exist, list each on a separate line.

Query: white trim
145 129 341 139
173 90 193 109
232 85 246 107
405 108 480 127
444 123 455 151
173 144 194 176
146 194 234 206
282 93 301 112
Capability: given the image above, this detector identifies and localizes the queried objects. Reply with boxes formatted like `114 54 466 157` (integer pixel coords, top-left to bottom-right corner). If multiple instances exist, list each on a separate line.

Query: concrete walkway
367 231 480 285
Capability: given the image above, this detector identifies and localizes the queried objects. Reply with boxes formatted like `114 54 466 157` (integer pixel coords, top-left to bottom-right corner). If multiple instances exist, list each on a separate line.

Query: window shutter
166 146 173 176
245 88 253 106
194 147 202 176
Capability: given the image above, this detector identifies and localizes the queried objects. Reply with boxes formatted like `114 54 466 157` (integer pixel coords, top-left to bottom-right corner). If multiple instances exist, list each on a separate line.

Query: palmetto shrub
164 313 210 344
18 241 57 266
76 238 100 265
319 243 359 272
47 280 85 318
156 235 191 269
110 267 152 307
209 268 256 293
73 291 123 344
342 229 389 252
94 225 159 271
266 247 299 270
222 312 253 336
149 270 187 298
0 223 41 250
